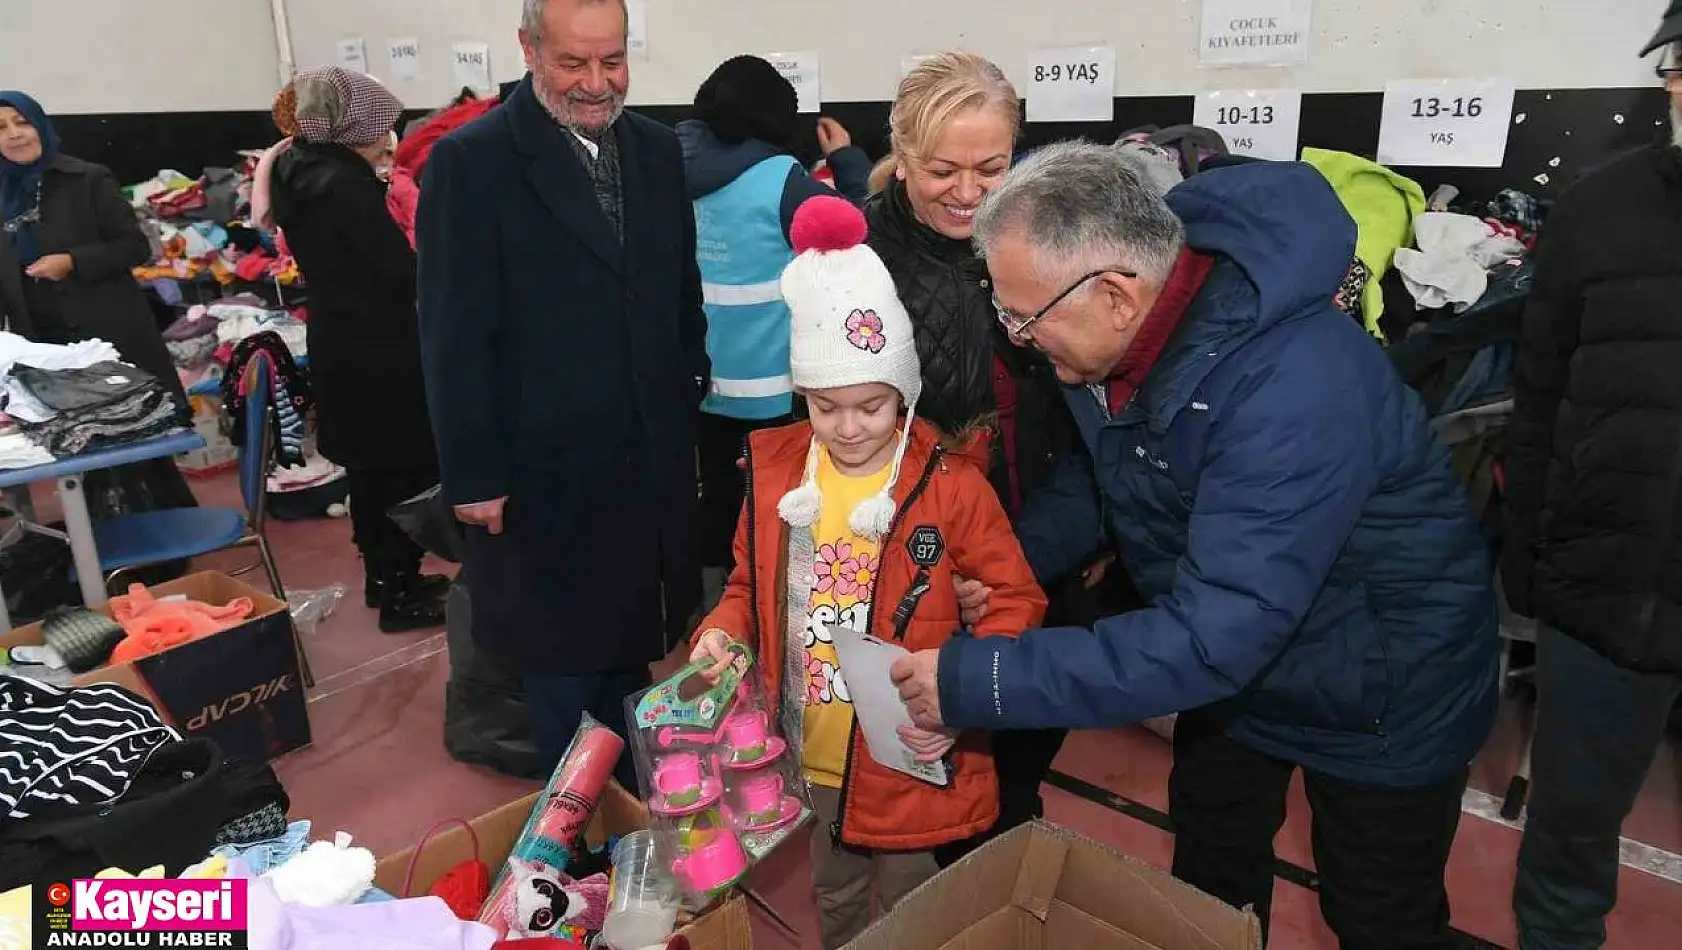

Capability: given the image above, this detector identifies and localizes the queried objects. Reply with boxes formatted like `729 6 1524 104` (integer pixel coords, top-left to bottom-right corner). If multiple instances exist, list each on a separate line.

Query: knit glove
40 608 126 673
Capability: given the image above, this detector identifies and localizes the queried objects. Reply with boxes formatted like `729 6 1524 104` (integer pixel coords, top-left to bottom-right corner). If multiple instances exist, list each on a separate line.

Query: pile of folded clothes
10 360 182 457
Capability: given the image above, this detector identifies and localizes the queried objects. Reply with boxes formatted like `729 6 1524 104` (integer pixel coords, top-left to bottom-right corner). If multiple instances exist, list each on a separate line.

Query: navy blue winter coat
937 161 1499 788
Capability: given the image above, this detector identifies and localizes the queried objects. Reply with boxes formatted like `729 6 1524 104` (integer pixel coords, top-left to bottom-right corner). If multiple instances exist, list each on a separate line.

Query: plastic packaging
624 643 812 908
287 584 346 637
478 712 625 939
600 830 677 949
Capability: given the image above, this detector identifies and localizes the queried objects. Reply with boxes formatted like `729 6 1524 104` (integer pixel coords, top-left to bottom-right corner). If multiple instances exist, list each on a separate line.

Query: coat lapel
616 117 648 279
505 80 623 273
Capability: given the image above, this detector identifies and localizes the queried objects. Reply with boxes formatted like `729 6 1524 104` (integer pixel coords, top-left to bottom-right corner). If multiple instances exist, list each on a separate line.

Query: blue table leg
57 474 107 608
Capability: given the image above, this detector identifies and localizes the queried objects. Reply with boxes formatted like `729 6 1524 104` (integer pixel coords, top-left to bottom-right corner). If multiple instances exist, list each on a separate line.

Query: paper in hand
825 623 949 786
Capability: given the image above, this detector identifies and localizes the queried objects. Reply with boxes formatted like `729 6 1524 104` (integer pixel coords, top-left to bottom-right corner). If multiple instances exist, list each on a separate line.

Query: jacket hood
677 118 784 200
1165 161 1357 330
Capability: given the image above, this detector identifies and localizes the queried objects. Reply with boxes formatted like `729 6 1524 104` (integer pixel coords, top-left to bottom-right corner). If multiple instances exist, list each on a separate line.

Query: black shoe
377 573 448 633
365 571 450 608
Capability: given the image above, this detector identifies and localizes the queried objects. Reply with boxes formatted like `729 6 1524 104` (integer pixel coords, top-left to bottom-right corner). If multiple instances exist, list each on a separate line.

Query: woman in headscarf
0 91 198 525
267 67 446 632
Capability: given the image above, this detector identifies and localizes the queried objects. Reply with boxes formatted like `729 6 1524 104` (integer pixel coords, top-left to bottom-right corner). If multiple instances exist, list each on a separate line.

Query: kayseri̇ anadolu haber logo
41 878 247 947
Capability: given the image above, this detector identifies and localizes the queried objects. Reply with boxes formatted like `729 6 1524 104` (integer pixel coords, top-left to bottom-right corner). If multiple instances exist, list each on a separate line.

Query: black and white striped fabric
0 675 179 820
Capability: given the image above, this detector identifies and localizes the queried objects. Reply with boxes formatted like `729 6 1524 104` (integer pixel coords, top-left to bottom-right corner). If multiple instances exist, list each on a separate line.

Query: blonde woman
866 53 1139 865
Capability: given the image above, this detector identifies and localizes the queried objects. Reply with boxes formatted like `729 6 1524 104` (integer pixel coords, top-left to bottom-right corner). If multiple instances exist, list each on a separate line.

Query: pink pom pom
789 194 868 254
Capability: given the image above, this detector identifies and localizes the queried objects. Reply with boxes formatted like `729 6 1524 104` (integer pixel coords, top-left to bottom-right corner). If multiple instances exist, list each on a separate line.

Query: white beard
1672 103 1682 151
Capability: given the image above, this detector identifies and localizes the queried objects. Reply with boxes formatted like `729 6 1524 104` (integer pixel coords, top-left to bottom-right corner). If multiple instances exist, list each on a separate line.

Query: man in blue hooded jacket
890 142 1498 949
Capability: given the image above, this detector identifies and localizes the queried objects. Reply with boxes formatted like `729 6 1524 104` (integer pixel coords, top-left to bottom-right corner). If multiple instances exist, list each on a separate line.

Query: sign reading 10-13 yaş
1378 78 1516 168
1026 46 1116 123
1193 89 1302 161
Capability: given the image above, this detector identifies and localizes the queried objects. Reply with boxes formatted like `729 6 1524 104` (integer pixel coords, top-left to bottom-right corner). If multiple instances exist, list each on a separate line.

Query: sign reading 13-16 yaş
1193 89 1302 161
1026 46 1116 123
1378 78 1516 168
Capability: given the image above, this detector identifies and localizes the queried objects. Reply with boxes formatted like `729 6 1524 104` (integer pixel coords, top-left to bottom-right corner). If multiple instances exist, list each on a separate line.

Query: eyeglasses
992 268 1137 337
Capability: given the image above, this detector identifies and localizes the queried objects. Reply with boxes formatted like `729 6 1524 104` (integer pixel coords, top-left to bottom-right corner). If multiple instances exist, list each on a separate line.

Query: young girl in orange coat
689 196 1046 949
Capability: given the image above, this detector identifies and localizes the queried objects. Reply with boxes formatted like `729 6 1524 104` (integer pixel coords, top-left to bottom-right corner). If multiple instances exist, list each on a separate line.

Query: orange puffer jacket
694 418 1046 851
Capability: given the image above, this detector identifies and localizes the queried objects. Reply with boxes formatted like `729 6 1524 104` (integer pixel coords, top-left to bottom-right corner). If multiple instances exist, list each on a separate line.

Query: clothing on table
0 331 120 423
695 411 788 569
0 428 51 468
210 302 309 358
213 820 312 875
1168 707 1466 949
105 582 255 664
1300 147 1428 341
346 465 437 578
801 445 891 788
520 668 648 793
1513 626 1682 950
217 803 292 848
1391 212 1526 312
807 784 938 950
0 678 178 819
20 383 179 456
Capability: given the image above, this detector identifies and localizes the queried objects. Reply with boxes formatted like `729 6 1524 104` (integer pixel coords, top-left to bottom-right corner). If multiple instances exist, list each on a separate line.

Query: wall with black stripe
55 85 1667 207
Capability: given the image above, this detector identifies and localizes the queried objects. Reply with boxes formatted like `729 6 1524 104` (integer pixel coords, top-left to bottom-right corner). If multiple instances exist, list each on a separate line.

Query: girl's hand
817 117 852 156
897 724 958 762
690 628 734 683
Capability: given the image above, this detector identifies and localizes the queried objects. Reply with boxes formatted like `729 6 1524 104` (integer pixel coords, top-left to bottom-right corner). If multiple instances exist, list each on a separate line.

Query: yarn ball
789 194 868 254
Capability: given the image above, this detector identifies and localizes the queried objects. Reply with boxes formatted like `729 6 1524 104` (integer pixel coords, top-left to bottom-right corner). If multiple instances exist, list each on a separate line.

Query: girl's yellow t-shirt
800 446 891 788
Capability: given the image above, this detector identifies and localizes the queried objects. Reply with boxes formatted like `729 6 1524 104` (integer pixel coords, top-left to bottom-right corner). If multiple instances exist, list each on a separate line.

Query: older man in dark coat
417 0 707 788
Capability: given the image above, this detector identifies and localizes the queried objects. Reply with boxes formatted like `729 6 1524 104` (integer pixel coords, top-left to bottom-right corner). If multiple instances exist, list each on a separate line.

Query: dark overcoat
417 77 707 674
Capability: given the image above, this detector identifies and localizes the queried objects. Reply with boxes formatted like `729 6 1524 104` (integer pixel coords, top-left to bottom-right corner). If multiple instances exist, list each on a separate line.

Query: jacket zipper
830 446 945 849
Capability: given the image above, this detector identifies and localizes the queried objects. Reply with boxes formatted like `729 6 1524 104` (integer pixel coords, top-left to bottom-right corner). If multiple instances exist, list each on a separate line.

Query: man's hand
1083 553 1116 589
890 649 944 730
25 254 74 282
896 723 957 762
454 496 507 535
816 117 852 156
954 576 990 626
689 628 734 684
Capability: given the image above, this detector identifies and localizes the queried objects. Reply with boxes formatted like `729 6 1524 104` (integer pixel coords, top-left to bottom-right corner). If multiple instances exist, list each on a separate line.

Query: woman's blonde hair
873 52 1020 192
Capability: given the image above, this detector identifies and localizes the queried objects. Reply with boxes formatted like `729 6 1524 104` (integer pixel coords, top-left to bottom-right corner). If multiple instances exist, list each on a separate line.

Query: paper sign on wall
1025 46 1116 123
627 0 648 57
765 51 820 113
1377 78 1516 168
452 41 493 91
1193 89 1302 161
386 38 422 82
1199 0 1312 68
335 38 368 74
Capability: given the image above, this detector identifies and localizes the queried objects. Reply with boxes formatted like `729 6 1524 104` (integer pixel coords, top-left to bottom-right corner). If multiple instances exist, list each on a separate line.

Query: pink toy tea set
625 642 812 905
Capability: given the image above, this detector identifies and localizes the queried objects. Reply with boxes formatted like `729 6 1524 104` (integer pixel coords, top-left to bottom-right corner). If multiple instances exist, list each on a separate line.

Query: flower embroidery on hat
845 309 886 353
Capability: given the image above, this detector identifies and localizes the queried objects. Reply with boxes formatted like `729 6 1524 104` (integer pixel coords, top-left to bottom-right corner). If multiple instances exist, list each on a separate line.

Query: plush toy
503 858 610 941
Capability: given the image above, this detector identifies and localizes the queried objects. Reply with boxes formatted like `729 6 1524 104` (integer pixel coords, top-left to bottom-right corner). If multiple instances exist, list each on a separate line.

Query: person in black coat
1501 18 1682 947
0 91 197 528
417 0 707 790
863 54 1138 865
268 67 445 632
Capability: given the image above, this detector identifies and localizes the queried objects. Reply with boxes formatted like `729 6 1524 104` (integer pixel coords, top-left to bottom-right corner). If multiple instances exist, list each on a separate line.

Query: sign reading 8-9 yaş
1193 89 1302 161
1377 78 1516 168
1026 46 1116 123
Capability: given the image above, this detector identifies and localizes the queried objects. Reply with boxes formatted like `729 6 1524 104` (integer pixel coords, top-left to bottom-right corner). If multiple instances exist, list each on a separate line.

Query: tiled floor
26 470 1682 948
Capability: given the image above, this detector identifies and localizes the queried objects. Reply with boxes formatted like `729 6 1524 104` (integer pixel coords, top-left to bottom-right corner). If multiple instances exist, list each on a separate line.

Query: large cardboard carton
0 571 310 763
375 781 752 950
842 821 1261 950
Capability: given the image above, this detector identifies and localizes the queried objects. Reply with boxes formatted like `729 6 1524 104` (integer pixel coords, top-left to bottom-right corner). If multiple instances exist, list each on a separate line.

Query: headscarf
0 91 61 265
292 67 403 148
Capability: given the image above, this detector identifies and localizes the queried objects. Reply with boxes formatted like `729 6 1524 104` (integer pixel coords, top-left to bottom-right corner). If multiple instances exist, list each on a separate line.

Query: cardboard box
0 571 310 763
375 781 752 949
842 821 1261 950
178 395 238 477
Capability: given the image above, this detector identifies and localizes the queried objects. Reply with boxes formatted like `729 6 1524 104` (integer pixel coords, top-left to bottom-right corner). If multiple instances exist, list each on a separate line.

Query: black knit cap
1643 0 1682 55
693 55 800 152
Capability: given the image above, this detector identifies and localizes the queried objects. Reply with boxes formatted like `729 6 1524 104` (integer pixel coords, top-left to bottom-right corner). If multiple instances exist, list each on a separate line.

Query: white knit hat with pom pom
776 195 922 539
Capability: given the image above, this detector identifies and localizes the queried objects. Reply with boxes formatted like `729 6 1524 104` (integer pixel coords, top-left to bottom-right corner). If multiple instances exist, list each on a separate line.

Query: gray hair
521 0 627 43
973 140 1186 288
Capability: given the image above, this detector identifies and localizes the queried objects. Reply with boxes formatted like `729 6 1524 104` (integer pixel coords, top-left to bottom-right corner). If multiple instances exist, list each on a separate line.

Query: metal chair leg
256 534 312 688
